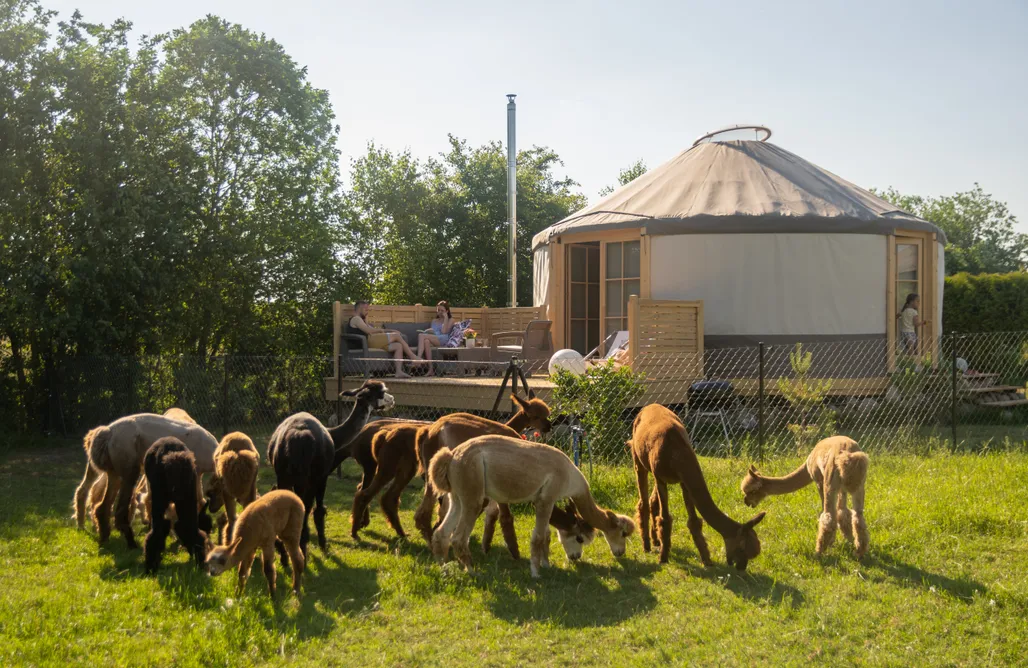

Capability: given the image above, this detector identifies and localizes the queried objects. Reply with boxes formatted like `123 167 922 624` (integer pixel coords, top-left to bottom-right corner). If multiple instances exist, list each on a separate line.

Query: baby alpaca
206 432 260 544
205 490 305 598
741 435 870 558
143 437 211 573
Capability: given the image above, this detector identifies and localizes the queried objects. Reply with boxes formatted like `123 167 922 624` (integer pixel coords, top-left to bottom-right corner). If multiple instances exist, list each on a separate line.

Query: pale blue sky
44 0 1028 228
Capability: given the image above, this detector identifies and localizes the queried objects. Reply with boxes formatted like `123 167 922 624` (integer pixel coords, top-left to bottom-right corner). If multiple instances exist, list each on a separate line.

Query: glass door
566 244 600 355
895 237 924 357
603 240 641 339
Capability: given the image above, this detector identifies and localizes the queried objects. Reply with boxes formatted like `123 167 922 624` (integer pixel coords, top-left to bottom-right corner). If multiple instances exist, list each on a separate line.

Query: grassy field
0 442 1026 666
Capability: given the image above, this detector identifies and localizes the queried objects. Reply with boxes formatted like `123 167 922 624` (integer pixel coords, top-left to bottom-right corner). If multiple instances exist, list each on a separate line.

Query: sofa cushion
383 322 430 345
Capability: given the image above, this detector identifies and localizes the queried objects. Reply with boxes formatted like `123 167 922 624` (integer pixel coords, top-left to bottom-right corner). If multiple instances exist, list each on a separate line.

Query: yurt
532 126 946 362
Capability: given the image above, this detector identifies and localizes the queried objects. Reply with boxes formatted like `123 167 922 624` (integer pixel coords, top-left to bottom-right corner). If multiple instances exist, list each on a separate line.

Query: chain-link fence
2 331 1027 461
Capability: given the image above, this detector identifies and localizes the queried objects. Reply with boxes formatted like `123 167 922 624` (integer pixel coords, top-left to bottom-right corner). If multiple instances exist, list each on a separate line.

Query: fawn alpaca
630 404 766 570
206 432 261 544
741 435 869 558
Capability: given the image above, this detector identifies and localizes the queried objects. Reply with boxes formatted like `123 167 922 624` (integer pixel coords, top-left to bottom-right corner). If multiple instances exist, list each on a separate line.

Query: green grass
0 443 1026 666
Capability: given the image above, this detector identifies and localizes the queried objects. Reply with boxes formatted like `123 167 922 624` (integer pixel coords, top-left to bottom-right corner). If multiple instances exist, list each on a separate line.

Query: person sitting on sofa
348 300 422 378
417 300 455 376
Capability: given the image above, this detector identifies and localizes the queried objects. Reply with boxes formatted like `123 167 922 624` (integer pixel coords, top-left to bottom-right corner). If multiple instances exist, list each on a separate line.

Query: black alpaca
143 437 210 573
267 380 394 562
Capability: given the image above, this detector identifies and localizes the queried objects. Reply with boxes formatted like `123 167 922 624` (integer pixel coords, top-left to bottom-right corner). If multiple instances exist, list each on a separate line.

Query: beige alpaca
428 434 634 578
162 407 196 424
741 435 870 558
73 413 218 548
205 490 305 597
206 432 260 544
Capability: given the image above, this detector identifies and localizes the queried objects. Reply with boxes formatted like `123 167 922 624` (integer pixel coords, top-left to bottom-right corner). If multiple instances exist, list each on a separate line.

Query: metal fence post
222 355 229 437
758 341 766 462
950 332 958 453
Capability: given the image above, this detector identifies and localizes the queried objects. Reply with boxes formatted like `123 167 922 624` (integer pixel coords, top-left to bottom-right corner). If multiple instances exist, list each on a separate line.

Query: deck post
757 341 766 461
950 332 958 453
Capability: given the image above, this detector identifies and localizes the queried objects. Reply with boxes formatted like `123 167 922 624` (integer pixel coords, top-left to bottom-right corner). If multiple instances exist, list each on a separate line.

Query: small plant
463 328 477 340
776 343 835 453
550 359 645 459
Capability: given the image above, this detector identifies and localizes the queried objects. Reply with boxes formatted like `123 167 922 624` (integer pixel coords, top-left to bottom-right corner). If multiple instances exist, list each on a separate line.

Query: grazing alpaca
73 413 219 549
413 393 553 559
143 437 211 573
205 490 305 598
267 380 394 560
428 435 632 578
206 432 261 544
345 419 593 550
741 435 869 558
629 404 766 571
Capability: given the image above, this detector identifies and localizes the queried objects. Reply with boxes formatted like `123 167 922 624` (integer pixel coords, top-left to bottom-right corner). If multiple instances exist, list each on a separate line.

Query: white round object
956 357 969 373
548 349 587 376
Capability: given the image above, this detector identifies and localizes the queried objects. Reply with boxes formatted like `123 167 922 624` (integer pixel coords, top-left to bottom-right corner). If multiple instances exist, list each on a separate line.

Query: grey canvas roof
532 139 945 249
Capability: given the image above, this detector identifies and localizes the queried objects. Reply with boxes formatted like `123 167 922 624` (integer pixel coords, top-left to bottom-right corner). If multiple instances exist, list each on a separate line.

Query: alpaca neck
328 400 374 452
675 456 741 536
756 464 812 496
505 411 529 434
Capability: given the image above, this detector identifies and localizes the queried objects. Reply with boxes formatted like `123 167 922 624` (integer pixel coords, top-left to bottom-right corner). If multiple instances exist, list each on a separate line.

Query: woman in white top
898 293 922 355
416 300 455 377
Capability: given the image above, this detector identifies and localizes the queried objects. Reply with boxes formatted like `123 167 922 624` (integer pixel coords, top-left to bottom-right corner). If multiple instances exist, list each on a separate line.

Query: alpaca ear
511 393 527 410
527 388 536 399
748 464 758 474
744 511 767 529
340 388 359 398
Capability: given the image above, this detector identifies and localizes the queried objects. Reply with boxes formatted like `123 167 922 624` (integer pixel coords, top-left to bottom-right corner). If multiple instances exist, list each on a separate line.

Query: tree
599 159 647 197
874 184 1027 275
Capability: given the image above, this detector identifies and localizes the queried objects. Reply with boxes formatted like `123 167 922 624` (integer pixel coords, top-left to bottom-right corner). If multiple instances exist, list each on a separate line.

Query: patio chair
490 320 554 364
584 330 629 363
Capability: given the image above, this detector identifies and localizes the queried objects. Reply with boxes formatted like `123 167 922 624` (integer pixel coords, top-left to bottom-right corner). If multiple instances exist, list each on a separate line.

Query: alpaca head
205 537 241 576
740 465 769 508
555 502 596 561
342 380 395 413
204 476 226 513
724 511 766 571
600 513 636 558
510 392 553 436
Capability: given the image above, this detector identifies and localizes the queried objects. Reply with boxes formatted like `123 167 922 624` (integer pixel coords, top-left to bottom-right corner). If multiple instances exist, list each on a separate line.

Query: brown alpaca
206 432 261 545
741 435 869 559
428 434 632 577
205 490 305 598
413 393 552 559
629 404 766 571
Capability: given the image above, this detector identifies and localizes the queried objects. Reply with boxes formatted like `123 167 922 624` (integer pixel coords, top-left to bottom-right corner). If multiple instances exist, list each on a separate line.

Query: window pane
571 246 588 283
897 244 918 281
605 318 621 340
588 283 599 319
606 242 622 279
624 241 641 278
587 320 599 353
606 280 622 317
623 279 640 315
571 283 586 318
896 282 919 316
570 320 586 354
587 247 600 282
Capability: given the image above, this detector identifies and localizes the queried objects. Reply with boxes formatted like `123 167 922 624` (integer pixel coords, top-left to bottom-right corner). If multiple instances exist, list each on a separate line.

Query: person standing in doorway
898 293 922 356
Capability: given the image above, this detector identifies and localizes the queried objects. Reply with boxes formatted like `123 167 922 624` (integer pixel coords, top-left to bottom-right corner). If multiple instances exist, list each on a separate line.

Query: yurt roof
532 138 945 249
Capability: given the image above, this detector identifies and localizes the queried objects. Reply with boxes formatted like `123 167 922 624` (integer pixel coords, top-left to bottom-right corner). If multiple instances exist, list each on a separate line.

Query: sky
41 0 1028 230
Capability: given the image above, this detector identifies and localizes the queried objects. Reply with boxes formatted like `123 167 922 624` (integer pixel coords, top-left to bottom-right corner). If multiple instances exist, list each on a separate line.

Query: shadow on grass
860 550 987 602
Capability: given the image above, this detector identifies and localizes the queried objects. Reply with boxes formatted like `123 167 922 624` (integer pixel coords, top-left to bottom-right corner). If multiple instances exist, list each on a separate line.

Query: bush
944 272 1028 333
549 360 646 460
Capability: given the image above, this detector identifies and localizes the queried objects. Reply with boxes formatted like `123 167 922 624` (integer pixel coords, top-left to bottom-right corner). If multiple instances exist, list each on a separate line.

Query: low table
436 344 494 376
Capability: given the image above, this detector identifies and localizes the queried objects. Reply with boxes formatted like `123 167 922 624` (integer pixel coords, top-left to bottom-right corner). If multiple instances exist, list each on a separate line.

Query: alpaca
629 404 766 571
741 435 869 558
143 437 211 573
163 407 196 424
345 419 593 550
131 407 200 523
428 434 632 578
205 490 305 598
267 380 394 560
206 432 261 545
413 393 553 559
73 413 219 549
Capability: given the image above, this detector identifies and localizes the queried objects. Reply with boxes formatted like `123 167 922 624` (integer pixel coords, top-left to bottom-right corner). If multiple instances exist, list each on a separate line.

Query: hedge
943 272 1028 333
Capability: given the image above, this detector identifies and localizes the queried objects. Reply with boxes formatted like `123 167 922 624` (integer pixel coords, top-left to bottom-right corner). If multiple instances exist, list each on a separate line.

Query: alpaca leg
498 504 520 560
313 478 329 552
414 484 438 543
655 482 673 564
356 460 377 529
94 472 120 544
816 476 841 555
114 467 142 550
836 493 854 544
261 540 278 598
481 500 499 553
144 516 171 574
351 469 389 539
236 548 257 595
285 538 305 595
633 460 651 553
648 487 661 549
529 502 554 578
431 494 462 563
450 500 480 572
381 458 418 539
74 462 100 529
850 485 869 559
223 501 238 545
682 489 713 567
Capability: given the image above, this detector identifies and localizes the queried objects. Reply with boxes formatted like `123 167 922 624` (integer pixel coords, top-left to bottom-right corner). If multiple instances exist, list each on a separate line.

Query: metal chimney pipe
506 94 517 307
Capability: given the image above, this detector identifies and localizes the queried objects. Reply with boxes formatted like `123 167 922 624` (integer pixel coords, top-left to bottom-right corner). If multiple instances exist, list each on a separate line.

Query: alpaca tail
415 427 431 476
85 426 114 472
570 492 636 537
836 451 869 490
427 447 454 495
